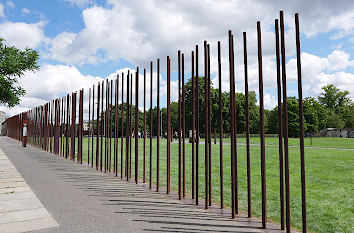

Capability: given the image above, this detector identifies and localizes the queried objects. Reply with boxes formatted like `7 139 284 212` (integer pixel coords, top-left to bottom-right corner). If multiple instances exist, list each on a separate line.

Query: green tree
318 84 350 110
0 38 39 107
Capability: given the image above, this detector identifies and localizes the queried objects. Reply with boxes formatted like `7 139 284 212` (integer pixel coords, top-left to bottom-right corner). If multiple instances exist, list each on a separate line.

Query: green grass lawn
202 136 354 149
45 136 353 233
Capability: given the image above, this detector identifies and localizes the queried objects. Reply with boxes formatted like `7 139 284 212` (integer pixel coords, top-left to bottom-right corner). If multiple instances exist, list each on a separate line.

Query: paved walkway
0 137 292 233
0 148 58 233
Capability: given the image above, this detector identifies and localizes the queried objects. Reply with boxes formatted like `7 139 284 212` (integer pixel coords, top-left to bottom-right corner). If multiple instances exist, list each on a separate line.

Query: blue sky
0 0 353 116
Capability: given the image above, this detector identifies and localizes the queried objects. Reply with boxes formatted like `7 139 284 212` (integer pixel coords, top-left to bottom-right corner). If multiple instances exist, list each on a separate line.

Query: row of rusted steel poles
5 11 307 232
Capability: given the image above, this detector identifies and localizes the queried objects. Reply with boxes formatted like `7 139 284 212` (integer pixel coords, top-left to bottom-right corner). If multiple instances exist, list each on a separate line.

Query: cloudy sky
1 0 354 117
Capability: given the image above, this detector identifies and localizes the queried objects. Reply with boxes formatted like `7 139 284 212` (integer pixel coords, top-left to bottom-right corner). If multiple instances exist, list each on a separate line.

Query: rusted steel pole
143 68 146 183
149 62 153 189
121 72 124 178
130 73 132 178
195 45 199 205
62 97 65 156
114 79 117 173
243 32 252 217
88 88 91 165
96 83 100 170
218 41 224 208
228 30 236 218
135 67 139 184
114 78 117 173
204 40 209 209
91 85 95 167
79 89 84 164
167 56 171 193
295 13 307 233
178 51 182 200
115 75 119 176
66 94 70 158
214 128 216 144
71 93 76 161
105 80 108 172
110 79 113 172
126 71 130 180
207 44 212 206
275 19 284 229
231 35 239 214
182 53 186 197
257 21 267 229
101 81 104 171
156 59 160 192
50 101 53 153
280 11 291 233
60 98 63 156
191 51 195 199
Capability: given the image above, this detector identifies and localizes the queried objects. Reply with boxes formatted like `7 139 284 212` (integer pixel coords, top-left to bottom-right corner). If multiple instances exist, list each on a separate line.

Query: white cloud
0 21 47 49
21 8 30 15
286 50 354 97
7 1 15 9
0 3 4 18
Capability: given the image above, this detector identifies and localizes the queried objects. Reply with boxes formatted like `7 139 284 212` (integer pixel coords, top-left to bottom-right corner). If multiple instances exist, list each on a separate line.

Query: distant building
0 111 7 135
319 128 354 138
83 121 90 131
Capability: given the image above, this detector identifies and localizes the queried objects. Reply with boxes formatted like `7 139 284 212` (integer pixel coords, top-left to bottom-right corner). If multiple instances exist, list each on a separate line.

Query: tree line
102 77 354 138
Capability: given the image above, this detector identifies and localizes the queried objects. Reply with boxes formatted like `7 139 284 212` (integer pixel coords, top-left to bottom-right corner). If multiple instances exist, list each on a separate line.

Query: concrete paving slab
0 147 58 233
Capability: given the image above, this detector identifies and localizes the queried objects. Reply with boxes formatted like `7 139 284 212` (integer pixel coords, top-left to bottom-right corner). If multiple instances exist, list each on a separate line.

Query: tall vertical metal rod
110 79 113 172
130 74 132 178
100 81 104 171
92 85 95 167
228 30 236 218
126 71 130 181
295 13 307 233
167 56 171 193
121 72 125 178
66 94 69 158
275 19 284 229
49 101 53 153
143 68 146 183
178 51 182 200
156 59 160 192
79 89 84 164
71 93 76 161
88 88 91 165
218 41 224 209
257 21 267 229
280 11 291 233
96 83 100 170
191 51 195 199
204 40 209 209
207 44 212 206
182 53 186 197
49 101 52 153
115 76 119 176
60 97 63 156
231 36 239 214
149 62 153 189
135 67 139 184
195 45 199 205
105 79 109 172
243 32 252 217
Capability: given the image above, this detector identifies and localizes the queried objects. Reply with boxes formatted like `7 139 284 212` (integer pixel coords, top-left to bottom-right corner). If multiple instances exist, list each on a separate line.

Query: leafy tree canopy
0 38 39 107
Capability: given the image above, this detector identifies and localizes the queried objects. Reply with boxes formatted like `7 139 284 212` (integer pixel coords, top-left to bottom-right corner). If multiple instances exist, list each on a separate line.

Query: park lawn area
55 136 353 233
201 136 354 149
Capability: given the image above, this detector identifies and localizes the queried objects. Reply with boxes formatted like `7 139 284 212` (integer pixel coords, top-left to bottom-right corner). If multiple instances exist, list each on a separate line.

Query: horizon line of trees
96 77 353 138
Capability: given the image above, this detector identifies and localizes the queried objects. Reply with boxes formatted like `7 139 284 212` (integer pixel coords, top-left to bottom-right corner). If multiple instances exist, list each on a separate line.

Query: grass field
46 136 353 233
